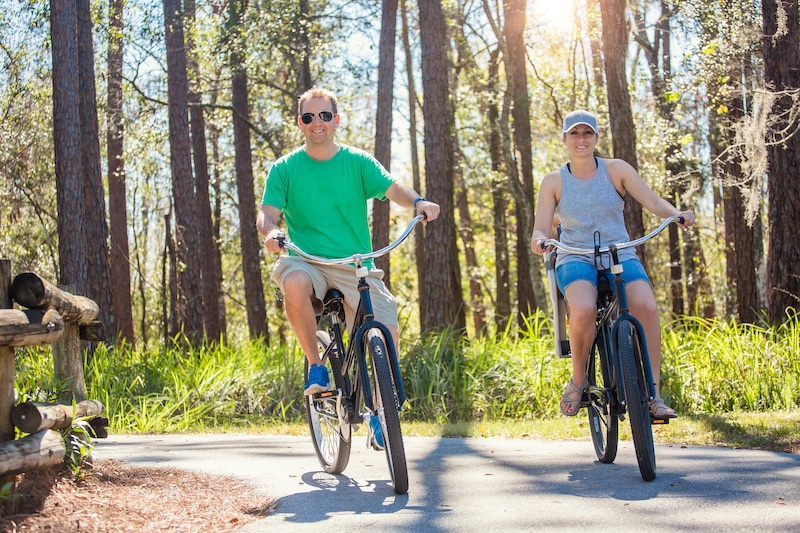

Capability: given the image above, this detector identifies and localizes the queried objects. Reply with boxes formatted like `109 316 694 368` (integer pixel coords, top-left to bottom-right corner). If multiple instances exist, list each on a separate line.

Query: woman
530 110 695 418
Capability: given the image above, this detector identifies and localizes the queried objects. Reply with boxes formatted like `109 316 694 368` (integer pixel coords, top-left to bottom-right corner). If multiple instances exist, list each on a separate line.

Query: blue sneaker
304 364 330 396
369 414 385 450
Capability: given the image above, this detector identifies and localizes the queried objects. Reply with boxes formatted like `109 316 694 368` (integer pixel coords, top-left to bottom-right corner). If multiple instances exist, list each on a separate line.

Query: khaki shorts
272 255 398 330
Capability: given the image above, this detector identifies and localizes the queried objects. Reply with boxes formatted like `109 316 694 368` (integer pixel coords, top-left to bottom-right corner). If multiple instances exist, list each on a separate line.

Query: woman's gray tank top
556 157 637 268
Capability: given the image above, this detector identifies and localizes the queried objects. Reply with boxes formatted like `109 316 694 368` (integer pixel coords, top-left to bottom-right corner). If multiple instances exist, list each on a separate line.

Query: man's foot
369 415 385 450
649 397 678 419
560 377 588 416
304 364 330 396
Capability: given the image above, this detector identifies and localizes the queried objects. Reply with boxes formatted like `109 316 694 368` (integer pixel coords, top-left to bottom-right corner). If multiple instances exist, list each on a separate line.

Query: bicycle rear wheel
306 330 351 474
587 333 619 464
366 328 408 495
617 319 657 481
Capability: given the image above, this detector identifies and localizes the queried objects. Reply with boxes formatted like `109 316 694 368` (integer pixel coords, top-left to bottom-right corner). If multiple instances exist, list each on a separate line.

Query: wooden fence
0 259 107 492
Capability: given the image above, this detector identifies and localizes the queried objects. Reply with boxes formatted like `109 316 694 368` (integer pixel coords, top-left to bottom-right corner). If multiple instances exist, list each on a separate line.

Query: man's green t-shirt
262 145 394 262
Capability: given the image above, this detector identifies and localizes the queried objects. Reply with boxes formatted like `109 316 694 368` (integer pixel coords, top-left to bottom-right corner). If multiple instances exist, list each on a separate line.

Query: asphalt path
95 432 800 532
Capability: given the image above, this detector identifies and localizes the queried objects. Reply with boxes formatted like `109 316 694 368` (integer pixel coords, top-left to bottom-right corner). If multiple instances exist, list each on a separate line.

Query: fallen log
0 429 66 477
10 273 99 323
11 400 104 434
0 308 64 347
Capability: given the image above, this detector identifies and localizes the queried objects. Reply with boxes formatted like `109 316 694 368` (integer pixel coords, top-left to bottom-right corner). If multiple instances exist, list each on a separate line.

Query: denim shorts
555 258 651 295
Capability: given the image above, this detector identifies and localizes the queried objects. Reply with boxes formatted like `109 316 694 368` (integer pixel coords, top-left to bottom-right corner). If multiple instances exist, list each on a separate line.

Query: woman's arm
531 172 560 253
607 159 696 228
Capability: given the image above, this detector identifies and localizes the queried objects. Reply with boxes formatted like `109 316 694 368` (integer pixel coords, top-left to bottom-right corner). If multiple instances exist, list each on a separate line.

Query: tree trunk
106 0 134 343
50 0 87 293
600 0 645 261
503 0 540 322
163 0 204 342
400 0 426 315
418 0 465 333
762 0 800 323
186 0 222 342
486 48 511 335
230 0 268 340
372 0 397 285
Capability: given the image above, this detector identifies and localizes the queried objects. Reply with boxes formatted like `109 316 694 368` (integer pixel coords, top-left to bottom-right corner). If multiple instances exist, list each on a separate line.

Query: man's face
298 97 339 145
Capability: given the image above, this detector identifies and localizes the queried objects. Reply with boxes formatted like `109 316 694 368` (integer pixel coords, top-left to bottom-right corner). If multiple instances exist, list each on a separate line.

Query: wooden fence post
52 285 86 403
0 259 16 492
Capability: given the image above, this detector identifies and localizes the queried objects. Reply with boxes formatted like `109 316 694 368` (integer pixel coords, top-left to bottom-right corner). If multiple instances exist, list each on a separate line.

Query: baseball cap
562 110 599 134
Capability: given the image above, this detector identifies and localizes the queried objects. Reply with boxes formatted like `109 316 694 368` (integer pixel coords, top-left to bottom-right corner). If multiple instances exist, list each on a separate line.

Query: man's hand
416 199 440 223
263 230 284 253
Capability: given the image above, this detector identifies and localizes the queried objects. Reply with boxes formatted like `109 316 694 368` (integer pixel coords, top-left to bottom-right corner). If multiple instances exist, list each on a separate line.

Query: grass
12 312 800 453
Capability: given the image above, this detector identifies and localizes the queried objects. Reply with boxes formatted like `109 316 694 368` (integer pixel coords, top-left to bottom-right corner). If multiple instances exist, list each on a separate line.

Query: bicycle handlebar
543 215 684 255
276 214 425 266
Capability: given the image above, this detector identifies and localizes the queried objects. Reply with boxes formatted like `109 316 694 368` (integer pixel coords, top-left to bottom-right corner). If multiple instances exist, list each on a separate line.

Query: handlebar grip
678 216 685 225
275 232 286 248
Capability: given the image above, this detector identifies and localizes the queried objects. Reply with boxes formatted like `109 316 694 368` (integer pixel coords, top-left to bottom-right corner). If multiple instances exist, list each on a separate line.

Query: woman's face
563 125 598 157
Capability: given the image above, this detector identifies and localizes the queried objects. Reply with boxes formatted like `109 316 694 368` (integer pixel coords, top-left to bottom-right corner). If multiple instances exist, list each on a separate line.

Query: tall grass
12 312 799 433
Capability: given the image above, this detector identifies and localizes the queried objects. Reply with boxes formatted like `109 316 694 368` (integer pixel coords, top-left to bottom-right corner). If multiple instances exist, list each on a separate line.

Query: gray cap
562 110 599 134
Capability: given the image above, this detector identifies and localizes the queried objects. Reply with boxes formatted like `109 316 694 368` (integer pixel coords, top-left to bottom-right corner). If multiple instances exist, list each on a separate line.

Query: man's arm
384 182 440 222
257 204 284 253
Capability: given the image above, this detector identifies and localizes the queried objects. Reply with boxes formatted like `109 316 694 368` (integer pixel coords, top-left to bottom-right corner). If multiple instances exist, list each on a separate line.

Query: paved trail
96 433 800 532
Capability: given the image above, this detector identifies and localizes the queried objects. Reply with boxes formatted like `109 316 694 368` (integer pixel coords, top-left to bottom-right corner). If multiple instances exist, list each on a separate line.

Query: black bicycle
276 215 424 495
544 216 683 481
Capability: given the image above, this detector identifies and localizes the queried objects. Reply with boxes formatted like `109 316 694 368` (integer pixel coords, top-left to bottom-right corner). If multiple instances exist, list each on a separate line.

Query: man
257 88 440 401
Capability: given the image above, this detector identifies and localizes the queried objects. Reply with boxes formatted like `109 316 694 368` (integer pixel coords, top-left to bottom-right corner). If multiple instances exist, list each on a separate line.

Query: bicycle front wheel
306 330 351 474
366 328 409 495
587 332 619 464
617 319 657 481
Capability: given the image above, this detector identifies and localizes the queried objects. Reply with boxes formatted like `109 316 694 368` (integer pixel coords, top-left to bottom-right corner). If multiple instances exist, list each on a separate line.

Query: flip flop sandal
560 378 588 417
649 397 678 419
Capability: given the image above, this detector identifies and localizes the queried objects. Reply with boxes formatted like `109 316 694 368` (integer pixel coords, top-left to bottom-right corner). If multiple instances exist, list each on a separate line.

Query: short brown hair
298 88 338 115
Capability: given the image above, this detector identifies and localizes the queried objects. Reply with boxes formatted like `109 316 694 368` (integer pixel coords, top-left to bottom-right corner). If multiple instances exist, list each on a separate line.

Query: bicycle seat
321 289 346 325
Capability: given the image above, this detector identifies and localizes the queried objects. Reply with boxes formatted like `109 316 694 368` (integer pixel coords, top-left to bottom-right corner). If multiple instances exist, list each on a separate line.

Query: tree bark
12 400 103 434
503 0 540 321
486 48 511 334
400 0 426 315
50 0 87 293
418 0 465 333
372 0 398 285
230 0 268 340
106 0 134 343
77 0 115 341
600 0 646 262
762 0 800 323
163 0 204 342
10 272 99 323
186 0 222 342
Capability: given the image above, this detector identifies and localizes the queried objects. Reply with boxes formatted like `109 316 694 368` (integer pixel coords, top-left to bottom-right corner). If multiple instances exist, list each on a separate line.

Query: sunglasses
300 111 335 124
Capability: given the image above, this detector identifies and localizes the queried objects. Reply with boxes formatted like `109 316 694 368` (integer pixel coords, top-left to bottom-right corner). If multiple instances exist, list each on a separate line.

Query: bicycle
275 215 424 495
543 215 684 481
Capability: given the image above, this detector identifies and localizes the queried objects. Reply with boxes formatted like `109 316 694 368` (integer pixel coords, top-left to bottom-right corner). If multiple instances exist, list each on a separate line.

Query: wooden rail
0 259 107 491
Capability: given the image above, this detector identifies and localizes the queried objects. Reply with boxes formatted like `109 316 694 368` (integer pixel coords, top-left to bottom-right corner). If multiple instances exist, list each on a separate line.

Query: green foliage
14 313 799 434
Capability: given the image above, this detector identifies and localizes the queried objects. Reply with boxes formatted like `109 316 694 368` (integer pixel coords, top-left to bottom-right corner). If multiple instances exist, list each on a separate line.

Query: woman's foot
648 397 677 419
560 377 588 416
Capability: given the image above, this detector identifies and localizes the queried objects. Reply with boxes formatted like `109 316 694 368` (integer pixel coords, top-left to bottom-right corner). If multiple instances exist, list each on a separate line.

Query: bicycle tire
366 328 409 495
617 319 657 481
306 330 351 474
587 332 619 464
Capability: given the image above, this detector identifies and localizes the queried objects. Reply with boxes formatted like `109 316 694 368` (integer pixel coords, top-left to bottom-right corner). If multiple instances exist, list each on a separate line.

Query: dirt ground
0 459 273 532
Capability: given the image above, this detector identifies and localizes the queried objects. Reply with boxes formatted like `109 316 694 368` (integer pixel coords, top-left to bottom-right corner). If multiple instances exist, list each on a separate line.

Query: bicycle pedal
314 389 339 399
651 417 670 425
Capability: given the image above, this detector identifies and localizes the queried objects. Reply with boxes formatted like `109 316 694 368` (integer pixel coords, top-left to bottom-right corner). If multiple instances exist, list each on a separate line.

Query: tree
762 0 800 322
107 0 134 342
162 0 204 341
503 0 541 322
418 0 465 333
600 0 646 259
229 0 268 340
77 0 114 340
186 0 222 341
50 0 87 292
372 0 397 284
400 0 427 313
